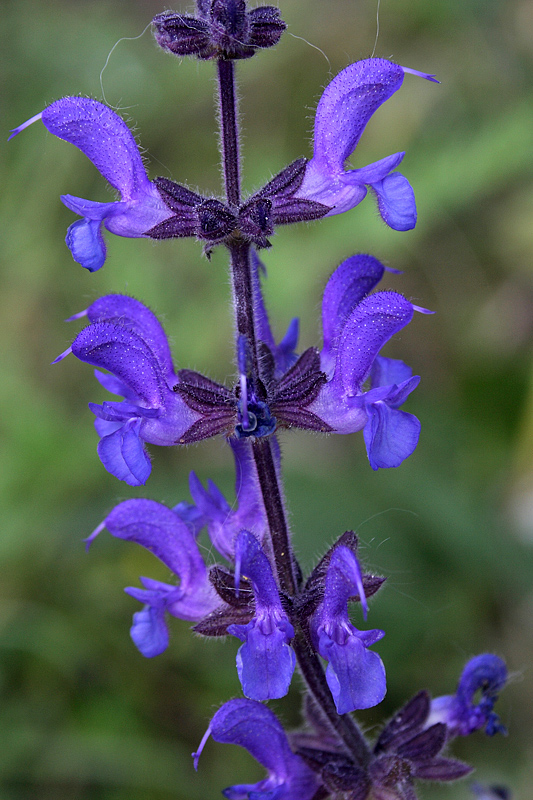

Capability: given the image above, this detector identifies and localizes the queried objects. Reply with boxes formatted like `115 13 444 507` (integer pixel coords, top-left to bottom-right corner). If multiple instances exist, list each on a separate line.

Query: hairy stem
228 238 260 379
215 52 370 771
217 58 241 208
252 437 299 596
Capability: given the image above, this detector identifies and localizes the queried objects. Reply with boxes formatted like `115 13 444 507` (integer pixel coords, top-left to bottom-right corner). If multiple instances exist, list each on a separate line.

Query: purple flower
426 654 508 738
227 530 295 701
193 699 319 800
54 295 202 485
10 98 173 271
310 545 386 714
176 438 268 560
87 498 220 657
295 59 438 230
308 254 428 469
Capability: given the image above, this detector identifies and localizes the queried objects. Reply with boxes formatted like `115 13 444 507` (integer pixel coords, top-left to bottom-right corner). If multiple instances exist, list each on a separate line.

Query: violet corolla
176 438 268 560
308 254 428 469
294 59 438 230
53 294 203 485
227 530 295 701
310 545 386 714
193 699 319 800
9 97 173 271
87 498 220 657
426 654 508 738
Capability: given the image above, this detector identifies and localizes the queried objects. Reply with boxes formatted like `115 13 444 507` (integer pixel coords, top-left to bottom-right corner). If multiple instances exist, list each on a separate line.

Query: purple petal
310 294 416 433
343 152 405 187
336 292 415 392
85 295 175 379
369 172 417 231
428 654 508 738
230 438 268 536
26 99 172 270
103 498 218 620
65 216 108 273
189 470 230 521
251 250 276 352
321 546 370 618
211 699 292 772
310 59 405 173
94 369 137 401
234 530 282 608
188 440 267 560
130 605 169 658
173 501 206 537
292 59 437 226
207 699 319 800
364 394 421 470
97 419 152 485
303 152 406 217
297 163 368 215
370 356 413 389
61 194 118 220
93 416 123 438
63 189 171 240
312 547 386 713
231 621 296 700
89 400 160 423
125 576 182 607
320 631 387 713
321 255 386 372
228 531 295 700
456 654 508 705
274 317 300 375
72 322 165 405
42 97 153 198
188 471 234 558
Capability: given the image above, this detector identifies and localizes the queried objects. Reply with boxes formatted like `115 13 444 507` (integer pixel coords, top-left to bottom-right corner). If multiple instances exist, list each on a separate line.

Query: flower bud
153 2 285 61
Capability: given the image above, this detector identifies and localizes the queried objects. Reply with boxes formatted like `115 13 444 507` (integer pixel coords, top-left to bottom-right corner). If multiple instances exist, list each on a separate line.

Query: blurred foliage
1 0 533 797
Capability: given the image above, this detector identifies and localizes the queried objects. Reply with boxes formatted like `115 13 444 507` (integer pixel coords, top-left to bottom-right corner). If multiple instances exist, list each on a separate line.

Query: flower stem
252 437 299 596
217 58 241 208
228 237 260 378
215 51 370 772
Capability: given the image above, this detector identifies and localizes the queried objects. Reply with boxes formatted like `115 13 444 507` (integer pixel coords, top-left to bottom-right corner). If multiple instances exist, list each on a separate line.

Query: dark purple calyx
296 747 371 797
153 2 285 61
300 531 386 621
148 178 238 243
149 164 329 249
249 158 331 228
173 370 237 443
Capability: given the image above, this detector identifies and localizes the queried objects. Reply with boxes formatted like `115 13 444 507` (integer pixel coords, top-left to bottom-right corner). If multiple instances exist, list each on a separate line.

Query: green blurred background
2 0 533 797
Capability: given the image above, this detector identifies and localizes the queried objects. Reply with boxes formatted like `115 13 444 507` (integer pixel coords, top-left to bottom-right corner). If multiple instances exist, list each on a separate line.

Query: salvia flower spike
15 3 512 796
